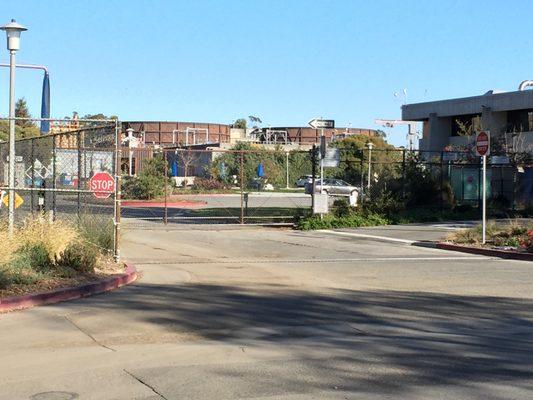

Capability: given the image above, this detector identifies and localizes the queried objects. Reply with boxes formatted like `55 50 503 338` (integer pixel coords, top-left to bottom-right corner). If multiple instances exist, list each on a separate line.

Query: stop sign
89 172 115 199
475 131 490 156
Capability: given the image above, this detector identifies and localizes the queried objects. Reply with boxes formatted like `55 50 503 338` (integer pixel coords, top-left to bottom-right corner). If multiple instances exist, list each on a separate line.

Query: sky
1 0 532 146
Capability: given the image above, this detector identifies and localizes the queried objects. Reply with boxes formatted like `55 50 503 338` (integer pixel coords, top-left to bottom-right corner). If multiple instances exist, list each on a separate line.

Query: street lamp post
366 141 373 192
1 19 27 235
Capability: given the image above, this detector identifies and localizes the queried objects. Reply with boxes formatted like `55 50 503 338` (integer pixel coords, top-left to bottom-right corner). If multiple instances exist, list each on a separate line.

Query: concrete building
402 87 533 152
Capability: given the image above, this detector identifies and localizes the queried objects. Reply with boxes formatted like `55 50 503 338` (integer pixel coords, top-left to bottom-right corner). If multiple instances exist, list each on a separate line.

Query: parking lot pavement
1 226 532 399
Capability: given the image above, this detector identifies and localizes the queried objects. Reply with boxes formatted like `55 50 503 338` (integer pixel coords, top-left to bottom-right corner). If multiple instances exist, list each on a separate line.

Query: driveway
1 224 532 399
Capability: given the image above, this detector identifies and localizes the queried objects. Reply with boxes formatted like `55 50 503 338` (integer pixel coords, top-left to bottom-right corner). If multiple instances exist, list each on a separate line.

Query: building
402 86 533 152
121 121 377 147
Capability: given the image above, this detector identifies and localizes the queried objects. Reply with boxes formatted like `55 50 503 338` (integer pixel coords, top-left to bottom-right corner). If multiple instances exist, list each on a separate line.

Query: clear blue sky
1 0 532 146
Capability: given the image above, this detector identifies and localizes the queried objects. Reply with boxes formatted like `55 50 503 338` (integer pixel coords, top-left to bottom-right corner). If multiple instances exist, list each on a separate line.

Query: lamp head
0 19 27 51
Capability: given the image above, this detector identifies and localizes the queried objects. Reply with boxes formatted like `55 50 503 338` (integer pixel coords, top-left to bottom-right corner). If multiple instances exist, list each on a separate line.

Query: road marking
132 256 492 265
318 229 417 244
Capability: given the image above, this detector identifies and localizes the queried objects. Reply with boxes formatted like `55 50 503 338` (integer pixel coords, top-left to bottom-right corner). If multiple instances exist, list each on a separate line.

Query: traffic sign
2 192 24 209
308 118 335 129
322 148 340 168
89 172 115 199
475 131 490 156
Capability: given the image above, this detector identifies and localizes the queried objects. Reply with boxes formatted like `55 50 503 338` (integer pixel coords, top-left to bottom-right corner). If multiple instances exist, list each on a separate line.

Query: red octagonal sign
89 172 115 199
475 131 490 157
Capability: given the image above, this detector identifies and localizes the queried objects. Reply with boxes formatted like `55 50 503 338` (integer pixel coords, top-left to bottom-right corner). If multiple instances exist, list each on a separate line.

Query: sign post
89 171 115 199
475 131 490 244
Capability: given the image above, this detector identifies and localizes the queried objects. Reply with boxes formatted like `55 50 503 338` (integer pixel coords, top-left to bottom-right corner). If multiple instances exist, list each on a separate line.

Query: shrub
192 177 230 191
24 243 54 271
122 174 166 200
56 242 98 274
297 212 389 230
122 156 169 199
332 198 352 218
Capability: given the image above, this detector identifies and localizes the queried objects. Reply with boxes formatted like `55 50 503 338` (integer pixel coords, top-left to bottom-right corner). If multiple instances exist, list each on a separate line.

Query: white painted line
318 229 416 244
134 256 492 265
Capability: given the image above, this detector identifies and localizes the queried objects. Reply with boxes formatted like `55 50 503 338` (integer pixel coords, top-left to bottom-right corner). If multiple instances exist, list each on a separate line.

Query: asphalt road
1 224 533 399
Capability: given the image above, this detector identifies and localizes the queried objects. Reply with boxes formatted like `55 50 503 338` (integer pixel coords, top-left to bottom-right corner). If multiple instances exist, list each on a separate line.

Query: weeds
0 214 113 291
447 220 533 251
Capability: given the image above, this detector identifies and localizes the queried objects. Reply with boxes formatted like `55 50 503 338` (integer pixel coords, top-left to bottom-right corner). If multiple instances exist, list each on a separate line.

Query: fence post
77 131 82 221
440 150 444 213
30 137 35 216
285 151 289 189
477 157 482 214
240 151 244 224
359 149 364 203
402 149 407 202
52 135 57 220
113 120 122 263
311 145 317 213
164 150 168 225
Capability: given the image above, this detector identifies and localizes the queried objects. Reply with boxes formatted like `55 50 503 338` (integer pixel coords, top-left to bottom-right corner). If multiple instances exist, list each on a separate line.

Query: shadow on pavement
82 282 533 396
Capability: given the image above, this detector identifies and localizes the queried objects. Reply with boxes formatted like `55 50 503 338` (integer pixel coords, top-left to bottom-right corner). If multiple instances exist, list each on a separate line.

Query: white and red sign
89 172 115 199
475 131 490 157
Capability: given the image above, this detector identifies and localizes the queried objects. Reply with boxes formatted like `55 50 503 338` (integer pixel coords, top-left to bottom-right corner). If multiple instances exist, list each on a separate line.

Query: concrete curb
436 243 533 261
0 264 138 313
122 201 206 208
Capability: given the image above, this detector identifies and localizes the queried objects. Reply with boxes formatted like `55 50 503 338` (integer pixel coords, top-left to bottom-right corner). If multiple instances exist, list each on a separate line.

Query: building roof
402 89 533 121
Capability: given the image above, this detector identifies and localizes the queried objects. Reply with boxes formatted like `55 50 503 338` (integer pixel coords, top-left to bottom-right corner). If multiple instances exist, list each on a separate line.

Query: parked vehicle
305 178 359 196
295 175 316 187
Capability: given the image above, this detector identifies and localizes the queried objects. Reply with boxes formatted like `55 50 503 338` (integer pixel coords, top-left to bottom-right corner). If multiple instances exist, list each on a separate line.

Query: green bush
192 177 230 191
56 242 98 274
24 244 54 272
332 198 352 218
122 156 169 199
297 212 389 230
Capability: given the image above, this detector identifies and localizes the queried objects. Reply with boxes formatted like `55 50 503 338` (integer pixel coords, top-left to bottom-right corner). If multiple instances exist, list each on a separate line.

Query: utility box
313 193 329 214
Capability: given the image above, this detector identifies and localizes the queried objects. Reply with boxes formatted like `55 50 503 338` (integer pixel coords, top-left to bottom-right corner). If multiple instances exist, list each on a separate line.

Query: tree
248 115 262 129
331 134 396 184
0 98 40 141
82 113 118 120
15 98 33 128
233 118 247 129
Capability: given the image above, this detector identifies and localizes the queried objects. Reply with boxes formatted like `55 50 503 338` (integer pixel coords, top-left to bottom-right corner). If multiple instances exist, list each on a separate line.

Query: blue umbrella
257 163 264 178
40 71 50 134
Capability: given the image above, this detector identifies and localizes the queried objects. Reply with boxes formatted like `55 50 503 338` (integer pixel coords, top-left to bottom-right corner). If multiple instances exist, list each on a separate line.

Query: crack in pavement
64 315 116 352
124 369 168 400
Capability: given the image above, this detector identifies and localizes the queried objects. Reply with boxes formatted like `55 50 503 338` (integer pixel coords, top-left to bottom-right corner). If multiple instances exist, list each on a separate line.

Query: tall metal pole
482 155 487 244
285 151 289 189
367 143 373 191
8 50 16 235
320 128 324 194
240 152 244 225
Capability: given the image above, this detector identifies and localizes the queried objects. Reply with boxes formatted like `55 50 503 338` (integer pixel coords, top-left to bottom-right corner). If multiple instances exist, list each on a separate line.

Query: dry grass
0 214 122 296
0 215 77 265
447 220 532 248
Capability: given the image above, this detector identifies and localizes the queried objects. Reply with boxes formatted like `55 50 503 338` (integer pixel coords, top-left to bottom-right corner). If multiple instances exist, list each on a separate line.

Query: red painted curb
0 263 138 313
437 243 533 261
121 201 206 208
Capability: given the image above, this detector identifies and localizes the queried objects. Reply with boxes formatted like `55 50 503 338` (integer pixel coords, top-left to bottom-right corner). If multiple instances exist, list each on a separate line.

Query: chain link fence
339 148 533 217
117 144 532 227
120 147 314 226
0 117 121 259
